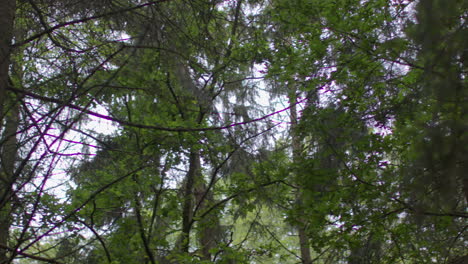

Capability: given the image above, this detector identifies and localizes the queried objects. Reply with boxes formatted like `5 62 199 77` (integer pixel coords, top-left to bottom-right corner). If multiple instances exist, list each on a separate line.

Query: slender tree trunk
0 98 19 264
0 0 16 262
289 90 312 264
196 183 220 261
0 0 16 125
179 150 220 261
180 151 202 254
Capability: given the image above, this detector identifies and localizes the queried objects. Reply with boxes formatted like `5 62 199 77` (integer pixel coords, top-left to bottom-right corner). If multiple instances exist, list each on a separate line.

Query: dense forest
0 0 466 263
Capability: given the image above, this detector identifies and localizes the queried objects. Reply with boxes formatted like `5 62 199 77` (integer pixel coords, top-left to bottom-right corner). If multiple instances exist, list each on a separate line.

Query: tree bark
0 99 19 264
0 0 16 129
0 0 16 262
0 82 19 264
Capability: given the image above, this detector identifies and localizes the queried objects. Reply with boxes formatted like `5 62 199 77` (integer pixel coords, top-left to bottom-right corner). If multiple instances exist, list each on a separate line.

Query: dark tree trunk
289 89 312 264
180 151 202 254
0 0 16 262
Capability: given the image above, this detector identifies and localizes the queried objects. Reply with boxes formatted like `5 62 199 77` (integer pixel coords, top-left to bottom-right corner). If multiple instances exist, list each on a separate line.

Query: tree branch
9 86 308 132
0 244 63 264
13 0 174 47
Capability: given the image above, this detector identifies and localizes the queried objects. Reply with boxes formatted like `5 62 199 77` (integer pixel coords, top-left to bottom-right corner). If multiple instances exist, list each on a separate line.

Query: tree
1 0 466 263
0 1 17 261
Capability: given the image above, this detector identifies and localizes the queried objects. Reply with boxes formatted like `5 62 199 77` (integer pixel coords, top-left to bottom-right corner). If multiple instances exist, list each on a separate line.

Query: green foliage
2 0 466 263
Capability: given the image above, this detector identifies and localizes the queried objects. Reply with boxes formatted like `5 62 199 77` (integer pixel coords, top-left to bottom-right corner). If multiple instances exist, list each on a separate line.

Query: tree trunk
289 90 312 264
179 151 202 254
196 182 220 261
0 97 19 264
0 0 15 126
0 0 16 262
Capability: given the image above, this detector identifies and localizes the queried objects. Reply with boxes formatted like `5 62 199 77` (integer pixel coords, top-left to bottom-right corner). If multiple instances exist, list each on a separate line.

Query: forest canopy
0 0 466 263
